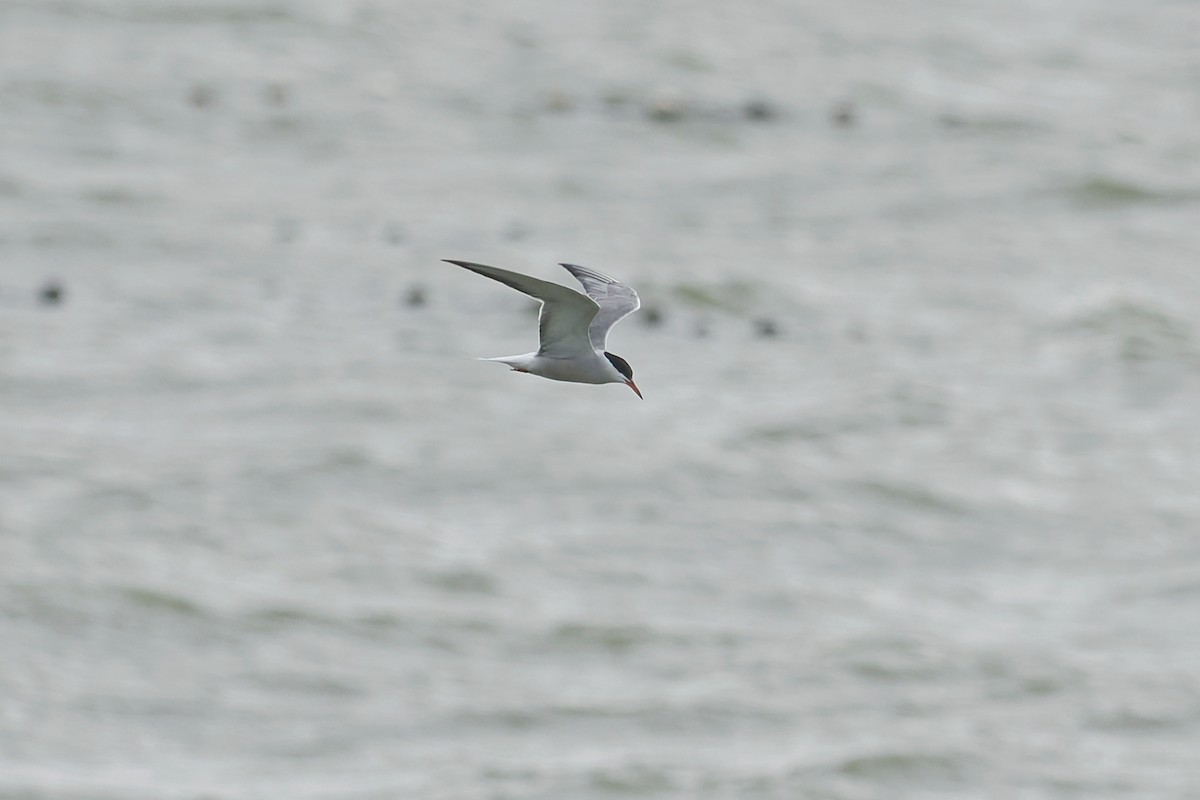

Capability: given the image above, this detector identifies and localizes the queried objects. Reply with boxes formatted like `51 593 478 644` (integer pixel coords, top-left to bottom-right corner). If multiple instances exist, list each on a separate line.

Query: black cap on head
603 351 633 381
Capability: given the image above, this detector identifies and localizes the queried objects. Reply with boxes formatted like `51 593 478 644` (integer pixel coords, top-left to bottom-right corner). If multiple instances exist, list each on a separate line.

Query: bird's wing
444 260 599 358
559 263 641 351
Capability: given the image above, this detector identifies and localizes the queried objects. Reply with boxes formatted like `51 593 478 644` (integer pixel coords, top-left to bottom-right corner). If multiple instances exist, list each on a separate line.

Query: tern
445 259 643 398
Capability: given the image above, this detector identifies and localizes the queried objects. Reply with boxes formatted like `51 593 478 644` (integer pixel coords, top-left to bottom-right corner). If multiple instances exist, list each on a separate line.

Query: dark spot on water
403 285 427 308
640 306 664 327
743 98 776 121
38 280 65 306
693 319 710 338
187 84 216 109
263 82 289 107
830 100 856 127
754 318 779 338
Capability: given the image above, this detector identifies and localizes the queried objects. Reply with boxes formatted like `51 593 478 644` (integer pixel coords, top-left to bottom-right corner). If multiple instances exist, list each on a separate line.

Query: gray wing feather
559 263 641 351
444 260 599 358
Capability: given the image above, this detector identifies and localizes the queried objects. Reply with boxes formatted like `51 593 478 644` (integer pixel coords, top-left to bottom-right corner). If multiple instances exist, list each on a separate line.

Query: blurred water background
3 1 1200 798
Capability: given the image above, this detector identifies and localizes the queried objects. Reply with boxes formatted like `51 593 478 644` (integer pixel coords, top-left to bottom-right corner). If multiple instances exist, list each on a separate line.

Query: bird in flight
444 259 643 398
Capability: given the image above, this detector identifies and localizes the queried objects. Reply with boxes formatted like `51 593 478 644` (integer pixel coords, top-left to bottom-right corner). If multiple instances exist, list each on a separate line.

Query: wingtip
560 262 619 283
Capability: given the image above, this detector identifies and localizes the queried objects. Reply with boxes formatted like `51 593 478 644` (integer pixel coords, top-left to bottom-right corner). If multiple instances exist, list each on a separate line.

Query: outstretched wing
559 263 641 351
444 260 599 358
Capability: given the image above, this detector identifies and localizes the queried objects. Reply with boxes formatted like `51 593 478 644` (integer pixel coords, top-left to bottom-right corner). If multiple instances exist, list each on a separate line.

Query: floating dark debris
743 99 777 122
754 318 780 338
38 280 65 306
830 100 856 128
640 306 664 328
403 286 427 308
188 84 216 109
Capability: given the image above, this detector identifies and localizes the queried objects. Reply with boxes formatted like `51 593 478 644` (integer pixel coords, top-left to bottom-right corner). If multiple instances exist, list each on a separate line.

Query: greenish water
2 1 1199 798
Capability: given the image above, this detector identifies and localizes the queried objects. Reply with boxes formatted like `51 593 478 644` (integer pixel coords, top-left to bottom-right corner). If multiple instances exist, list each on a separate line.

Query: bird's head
603 352 642 399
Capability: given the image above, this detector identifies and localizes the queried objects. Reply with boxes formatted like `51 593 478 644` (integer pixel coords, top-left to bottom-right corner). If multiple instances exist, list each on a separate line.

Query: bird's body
482 351 617 384
444 259 643 398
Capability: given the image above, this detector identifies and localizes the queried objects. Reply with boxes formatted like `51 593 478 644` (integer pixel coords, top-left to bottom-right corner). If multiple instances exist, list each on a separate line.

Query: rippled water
3 1 1200 798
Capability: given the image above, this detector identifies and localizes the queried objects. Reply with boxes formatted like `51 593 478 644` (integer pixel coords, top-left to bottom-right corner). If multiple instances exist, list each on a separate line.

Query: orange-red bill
626 379 643 399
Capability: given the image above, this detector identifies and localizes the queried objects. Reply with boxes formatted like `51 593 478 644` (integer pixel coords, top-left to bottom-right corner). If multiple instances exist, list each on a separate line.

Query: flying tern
444 259 642 398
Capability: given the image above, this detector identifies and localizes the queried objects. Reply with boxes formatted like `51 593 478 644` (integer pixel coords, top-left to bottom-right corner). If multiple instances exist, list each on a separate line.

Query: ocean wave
1051 292 1196 366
